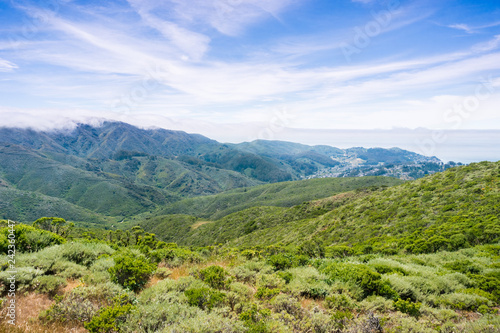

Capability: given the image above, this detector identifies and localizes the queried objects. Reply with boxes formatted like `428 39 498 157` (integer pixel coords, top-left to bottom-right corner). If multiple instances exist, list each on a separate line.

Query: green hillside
181 161 500 252
0 186 113 226
151 176 404 220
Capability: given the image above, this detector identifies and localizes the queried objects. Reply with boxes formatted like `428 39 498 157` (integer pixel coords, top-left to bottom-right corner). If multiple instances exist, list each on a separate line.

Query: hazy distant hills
0 121 446 222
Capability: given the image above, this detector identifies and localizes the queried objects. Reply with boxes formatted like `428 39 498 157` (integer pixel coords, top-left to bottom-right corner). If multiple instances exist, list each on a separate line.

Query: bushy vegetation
1 161 499 332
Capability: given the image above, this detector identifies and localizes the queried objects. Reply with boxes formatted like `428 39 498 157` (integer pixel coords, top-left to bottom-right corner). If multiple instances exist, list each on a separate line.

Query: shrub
167 309 248 333
325 293 357 311
52 261 88 279
198 265 228 289
85 301 133 333
40 293 97 324
239 303 271 332
121 302 200 332
0 267 44 293
0 224 65 253
256 273 285 289
32 275 67 296
276 271 293 284
150 247 201 267
326 246 356 258
255 287 280 299
394 298 421 318
71 282 134 307
155 267 172 279
320 262 398 299
61 242 114 267
184 287 226 310
439 292 491 311
108 250 156 292
271 294 303 318
444 260 482 274
332 310 354 330
267 253 296 271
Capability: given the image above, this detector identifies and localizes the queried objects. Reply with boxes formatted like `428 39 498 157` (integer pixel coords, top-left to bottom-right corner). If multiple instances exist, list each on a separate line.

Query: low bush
108 250 156 292
84 296 133 333
393 298 421 318
439 292 492 311
320 262 398 299
198 265 228 289
255 287 280 299
40 293 97 324
61 242 114 267
0 224 65 253
32 275 67 296
325 293 358 311
184 287 226 310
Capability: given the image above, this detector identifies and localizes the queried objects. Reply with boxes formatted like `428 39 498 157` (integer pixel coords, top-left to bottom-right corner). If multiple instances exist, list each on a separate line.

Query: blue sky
0 0 500 146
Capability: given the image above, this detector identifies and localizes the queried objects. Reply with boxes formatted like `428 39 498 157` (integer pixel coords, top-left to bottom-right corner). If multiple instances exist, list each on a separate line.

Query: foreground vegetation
0 218 499 332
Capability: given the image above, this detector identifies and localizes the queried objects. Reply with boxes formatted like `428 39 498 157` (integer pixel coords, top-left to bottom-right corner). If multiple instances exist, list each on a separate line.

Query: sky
0 0 500 161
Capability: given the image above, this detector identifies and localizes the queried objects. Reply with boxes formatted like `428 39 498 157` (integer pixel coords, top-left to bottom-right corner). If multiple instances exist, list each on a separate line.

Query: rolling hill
0 121 446 223
156 161 500 253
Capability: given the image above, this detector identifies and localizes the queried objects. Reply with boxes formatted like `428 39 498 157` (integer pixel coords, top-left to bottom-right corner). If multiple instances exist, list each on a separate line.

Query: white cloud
0 58 18 71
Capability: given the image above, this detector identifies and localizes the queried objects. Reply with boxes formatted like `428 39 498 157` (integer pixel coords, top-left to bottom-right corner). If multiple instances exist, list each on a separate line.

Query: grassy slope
153 176 404 220
225 161 500 250
0 186 113 226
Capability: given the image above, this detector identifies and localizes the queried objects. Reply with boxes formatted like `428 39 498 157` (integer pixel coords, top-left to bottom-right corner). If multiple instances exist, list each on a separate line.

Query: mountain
161 161 500 253
0 121 446 222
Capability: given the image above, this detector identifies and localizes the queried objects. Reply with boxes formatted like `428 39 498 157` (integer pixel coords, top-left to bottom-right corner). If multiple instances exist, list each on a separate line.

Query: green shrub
0 224 65 253
184 287 226 310
439 292 491 311
0 267 44 293
276 271 293 284
255 287 280 299
71 282 134 307
52 261 88 279
32 275 67 296
40 293 97 324
198 265 228 289
256 273 285 289
371 263 408 276
394 298 421 318
271 294 303 318
85 302 133 333
61 242 114 267
331 310 354 330
320 262 398 299
108 250 156 292
326 246 356 258
150 247 201 266
444 259 482 274
155 267 172 279
325 293 357 311
239 303 271 332
121 302 199 332
267 253 296 270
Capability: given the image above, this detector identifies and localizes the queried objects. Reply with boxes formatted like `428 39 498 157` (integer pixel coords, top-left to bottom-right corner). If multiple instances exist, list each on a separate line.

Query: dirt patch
190 221 214 230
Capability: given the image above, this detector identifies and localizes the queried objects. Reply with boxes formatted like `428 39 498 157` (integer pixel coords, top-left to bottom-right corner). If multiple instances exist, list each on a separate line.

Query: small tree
108 250 156 292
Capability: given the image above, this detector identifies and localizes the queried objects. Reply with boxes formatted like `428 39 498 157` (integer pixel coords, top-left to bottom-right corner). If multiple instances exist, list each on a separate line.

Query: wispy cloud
0 58 17 71
448 21 500 34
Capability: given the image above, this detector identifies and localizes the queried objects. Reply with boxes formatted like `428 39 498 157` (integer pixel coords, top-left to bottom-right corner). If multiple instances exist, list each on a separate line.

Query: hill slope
182 161 500 252
150 176 404 220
